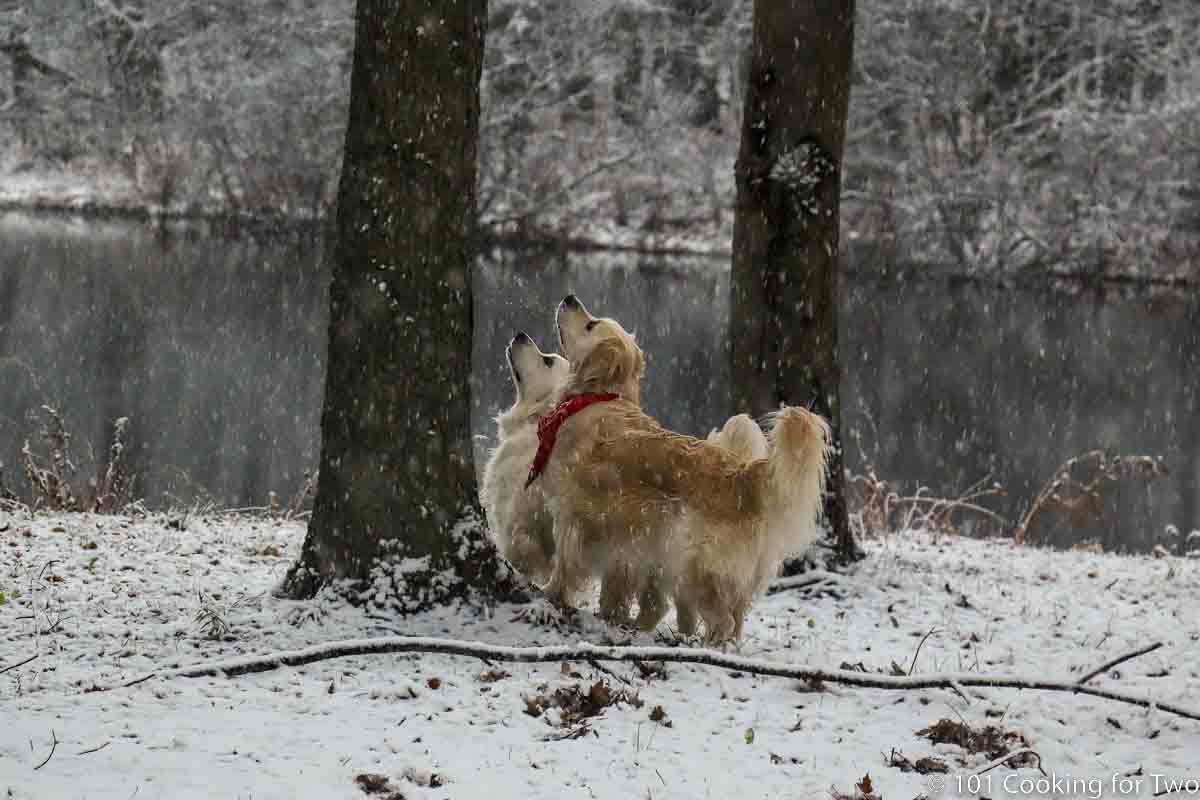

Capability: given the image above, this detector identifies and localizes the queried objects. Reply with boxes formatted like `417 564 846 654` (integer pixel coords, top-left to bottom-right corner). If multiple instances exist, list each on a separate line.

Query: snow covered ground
2 513 1197 799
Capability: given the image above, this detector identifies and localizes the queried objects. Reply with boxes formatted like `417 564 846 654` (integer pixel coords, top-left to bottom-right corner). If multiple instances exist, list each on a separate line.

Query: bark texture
285 0 514 604
728 0 860 563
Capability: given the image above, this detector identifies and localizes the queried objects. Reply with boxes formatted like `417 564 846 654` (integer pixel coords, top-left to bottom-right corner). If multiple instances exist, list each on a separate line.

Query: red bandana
525 393 620 488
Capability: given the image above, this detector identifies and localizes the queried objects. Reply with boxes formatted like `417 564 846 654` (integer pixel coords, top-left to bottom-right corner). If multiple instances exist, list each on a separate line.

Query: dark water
1 211 1197 551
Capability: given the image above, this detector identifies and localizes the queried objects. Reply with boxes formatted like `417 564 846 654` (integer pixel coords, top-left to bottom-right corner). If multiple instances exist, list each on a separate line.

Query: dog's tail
707 413 769 461
762 406 832 559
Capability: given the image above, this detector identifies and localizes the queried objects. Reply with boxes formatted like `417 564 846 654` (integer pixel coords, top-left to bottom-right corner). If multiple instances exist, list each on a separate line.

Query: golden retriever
597 412 771 631
480 331 571 584
482 330 770 620
534 295 831 644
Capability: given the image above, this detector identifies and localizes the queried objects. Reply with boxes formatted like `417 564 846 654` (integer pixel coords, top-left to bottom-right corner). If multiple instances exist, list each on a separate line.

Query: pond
1 210 1196 552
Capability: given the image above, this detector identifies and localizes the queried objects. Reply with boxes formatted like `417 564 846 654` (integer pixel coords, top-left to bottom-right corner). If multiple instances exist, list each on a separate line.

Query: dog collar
525 393 620 488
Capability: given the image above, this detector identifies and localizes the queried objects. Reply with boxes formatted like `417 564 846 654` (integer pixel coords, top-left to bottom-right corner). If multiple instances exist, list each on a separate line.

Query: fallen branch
76 740 112 756
1077 642 1164 685
114 636 1199 722
34 730 58 771
0 653 38 676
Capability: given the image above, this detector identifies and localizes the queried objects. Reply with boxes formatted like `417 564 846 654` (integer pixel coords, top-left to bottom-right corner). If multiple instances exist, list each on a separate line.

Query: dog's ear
575 335 642 395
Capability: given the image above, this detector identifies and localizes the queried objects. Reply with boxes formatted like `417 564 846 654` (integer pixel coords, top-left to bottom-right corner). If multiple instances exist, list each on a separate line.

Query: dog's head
506 331 570 412
556 294 645 401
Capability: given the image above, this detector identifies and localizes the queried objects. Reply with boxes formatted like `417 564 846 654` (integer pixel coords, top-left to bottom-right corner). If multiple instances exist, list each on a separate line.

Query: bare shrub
21 406 78 512
90 417 135 513
847 465 1007 540
1014 451 1169 545
18 406 137 513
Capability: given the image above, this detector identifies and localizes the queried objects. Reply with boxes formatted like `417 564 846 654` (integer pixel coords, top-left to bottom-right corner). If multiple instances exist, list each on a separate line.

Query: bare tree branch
112 636 1200 723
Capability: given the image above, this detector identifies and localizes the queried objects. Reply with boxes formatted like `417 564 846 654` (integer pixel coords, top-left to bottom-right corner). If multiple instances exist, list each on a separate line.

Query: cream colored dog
480 332 571 584
534 295 831 644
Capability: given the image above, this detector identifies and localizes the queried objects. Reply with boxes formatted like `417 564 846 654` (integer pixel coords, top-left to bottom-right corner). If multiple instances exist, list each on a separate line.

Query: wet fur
542 313 830 644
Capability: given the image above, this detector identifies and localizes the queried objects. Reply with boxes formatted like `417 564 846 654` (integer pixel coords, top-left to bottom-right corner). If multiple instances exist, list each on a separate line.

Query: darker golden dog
533 295 831 644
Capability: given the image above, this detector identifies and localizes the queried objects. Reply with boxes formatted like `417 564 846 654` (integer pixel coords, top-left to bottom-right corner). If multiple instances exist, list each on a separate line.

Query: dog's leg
540 517 587 609
504 523 553 586
633 577 670 632
731 601 750 644
598 563 634 625
702 610 737 647
674 595 698 637
691 570 738 646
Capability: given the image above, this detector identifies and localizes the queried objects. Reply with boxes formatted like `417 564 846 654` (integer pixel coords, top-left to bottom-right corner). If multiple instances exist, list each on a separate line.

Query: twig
908 628 941 676
1077 642 1164 685
34 730 58 770
76 740 112 756
974 748 1048 777
0 653 38 676
890 496 1009 526
109 636 1200 722
587 659 632 686
544 722 592 741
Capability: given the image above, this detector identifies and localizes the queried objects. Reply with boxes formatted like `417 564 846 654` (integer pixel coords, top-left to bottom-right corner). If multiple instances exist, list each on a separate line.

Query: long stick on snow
115 636 1199 722
1077 642 1163 686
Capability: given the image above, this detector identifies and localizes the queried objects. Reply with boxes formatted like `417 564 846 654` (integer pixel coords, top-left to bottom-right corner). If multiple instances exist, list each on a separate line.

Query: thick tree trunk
284 0 516 606
728 0 861 564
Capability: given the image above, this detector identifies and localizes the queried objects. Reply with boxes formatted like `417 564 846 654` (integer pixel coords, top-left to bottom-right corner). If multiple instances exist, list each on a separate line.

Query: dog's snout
561 294 580 309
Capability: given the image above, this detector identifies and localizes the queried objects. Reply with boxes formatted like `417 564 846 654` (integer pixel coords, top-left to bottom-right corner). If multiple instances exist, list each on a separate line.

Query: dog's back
707 413 769 460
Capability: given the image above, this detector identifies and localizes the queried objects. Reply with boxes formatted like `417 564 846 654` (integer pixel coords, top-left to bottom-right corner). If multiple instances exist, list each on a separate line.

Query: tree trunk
284 0 517 607
728 0 861 564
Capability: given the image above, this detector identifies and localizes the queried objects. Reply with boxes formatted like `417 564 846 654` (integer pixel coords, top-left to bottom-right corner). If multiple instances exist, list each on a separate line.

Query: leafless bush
1014 451 1169 545
286 468 319 519
18 406 136 513
0 463 25 512
847 465 1007 540
90 417 135 513
21 406 78 512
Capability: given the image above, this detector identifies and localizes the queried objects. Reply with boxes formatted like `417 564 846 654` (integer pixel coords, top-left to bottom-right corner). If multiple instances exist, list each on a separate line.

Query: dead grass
17 406 136 514
830 773 883 800
915 718 1034 766
523 678 643 728
21 406 78 511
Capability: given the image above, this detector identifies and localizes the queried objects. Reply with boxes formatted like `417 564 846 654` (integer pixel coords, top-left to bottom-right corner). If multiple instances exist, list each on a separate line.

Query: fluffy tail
763 406 832 559
707 413 769 460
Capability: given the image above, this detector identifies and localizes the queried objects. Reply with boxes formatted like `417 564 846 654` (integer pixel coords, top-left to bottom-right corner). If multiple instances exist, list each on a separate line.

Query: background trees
4 0 1199 281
